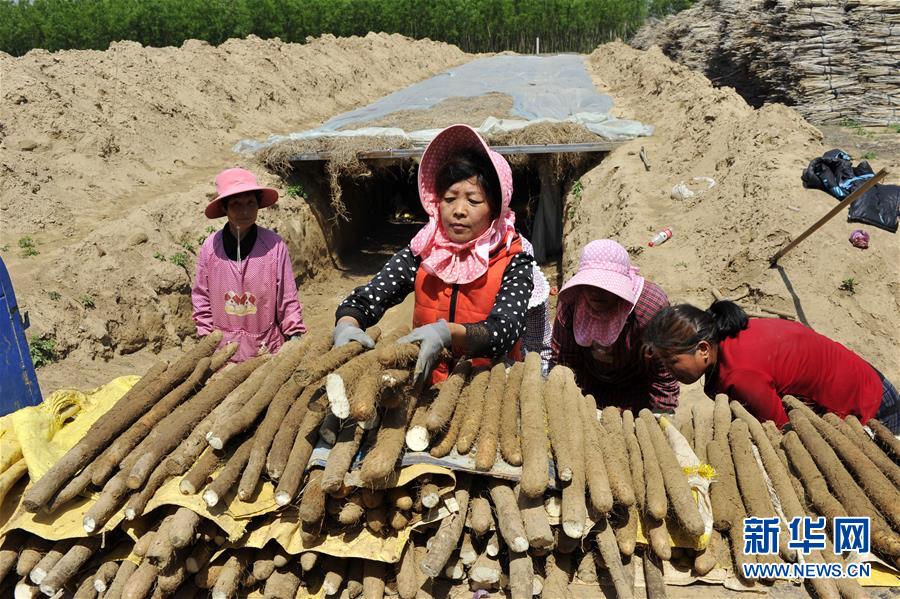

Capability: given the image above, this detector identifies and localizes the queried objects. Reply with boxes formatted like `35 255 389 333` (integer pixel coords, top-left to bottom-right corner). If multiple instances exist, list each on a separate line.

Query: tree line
0 0 692 57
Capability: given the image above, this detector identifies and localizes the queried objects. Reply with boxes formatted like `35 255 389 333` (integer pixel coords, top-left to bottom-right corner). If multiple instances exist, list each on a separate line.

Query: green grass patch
169 252 188 268
29 336 57 368
18 236 39 257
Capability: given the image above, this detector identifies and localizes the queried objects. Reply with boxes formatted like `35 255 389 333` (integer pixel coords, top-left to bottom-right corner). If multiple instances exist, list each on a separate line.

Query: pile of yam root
0 326 898 598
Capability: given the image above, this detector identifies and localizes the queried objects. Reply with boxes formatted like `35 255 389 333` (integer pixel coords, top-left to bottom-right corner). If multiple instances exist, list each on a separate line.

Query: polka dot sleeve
463 252 535 358
335 246 419 328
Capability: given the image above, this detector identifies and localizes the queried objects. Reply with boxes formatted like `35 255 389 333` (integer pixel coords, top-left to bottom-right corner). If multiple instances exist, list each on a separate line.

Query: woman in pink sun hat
333 124 535 387
550 239 679 412
192 167 306 362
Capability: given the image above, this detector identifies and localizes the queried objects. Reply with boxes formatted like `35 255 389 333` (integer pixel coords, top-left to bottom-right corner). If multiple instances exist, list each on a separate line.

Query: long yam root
203 436 255 508
122 353 267 491
425 360 470 433
601 408 635 508
420 483 470 577
475 363 507 470
359 391 418 485
639 410 703 536
91 356 212 486
499 361 524 466
561 378 588 539
519 353 548 498
23 334 220 512
455 367 492 455
634 418 668 521
207 340 305 450
321 424 366 495
274 394 329 506
824 413 900 488
488 481 529 552
267 384 323 480
544 367 575 481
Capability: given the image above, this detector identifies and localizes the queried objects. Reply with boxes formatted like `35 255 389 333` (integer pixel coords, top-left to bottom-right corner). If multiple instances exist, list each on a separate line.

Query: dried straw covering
257 88 610 218
632 0 899 126
258 135 413 221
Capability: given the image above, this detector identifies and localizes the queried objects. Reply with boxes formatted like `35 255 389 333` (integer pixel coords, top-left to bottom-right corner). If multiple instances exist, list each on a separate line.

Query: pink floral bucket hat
559 240 645 347
205 168 279 219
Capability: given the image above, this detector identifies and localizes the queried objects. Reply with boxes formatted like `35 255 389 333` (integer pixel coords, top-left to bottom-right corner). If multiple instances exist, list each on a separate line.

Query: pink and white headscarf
410 124 516 285
559 240 645 347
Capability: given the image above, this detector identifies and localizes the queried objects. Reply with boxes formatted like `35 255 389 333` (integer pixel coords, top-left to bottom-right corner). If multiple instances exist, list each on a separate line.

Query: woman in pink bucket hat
550 239 679 412
192 168 306 362
333 125 536 387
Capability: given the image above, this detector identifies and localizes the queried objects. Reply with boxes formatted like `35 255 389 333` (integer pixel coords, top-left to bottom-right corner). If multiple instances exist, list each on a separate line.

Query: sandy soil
574 43 899 413
0 33 469 392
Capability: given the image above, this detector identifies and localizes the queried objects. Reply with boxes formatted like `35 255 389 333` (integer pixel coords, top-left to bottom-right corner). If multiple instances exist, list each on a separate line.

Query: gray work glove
397 319 452 389
332 321 376 349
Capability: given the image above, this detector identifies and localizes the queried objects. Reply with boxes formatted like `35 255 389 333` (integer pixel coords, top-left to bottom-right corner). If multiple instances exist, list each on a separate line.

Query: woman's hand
333 318 375 349
397 320 452 388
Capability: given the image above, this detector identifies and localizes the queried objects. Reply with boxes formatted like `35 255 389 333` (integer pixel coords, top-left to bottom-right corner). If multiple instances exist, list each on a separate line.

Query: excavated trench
285 152 607 282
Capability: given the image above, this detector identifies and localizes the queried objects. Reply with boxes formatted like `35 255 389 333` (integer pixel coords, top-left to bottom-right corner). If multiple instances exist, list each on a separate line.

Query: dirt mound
568 42 899 387
0 33 469 369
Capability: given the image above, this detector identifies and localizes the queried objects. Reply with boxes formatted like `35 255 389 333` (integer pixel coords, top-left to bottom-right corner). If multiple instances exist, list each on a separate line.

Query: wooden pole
769 169 888 267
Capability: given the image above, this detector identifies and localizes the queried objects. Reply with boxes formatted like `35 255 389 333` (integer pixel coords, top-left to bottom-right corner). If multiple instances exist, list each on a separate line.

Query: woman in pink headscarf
334 125 535 387
550 239 679 412
192 168 306 362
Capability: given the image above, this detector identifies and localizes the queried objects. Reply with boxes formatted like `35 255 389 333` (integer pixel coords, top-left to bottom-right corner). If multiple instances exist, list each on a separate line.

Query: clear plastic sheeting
233 54 652 154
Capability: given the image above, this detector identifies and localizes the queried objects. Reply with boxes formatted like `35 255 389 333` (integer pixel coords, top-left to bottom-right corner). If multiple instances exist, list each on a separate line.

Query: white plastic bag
671 176 716 200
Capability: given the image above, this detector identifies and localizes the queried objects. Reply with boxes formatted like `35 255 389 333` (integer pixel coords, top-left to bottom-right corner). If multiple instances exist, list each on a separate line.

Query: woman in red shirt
643 300 898 432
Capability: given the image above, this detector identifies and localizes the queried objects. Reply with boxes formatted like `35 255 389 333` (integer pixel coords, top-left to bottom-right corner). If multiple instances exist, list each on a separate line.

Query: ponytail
644 300 749 358
707 300 748 340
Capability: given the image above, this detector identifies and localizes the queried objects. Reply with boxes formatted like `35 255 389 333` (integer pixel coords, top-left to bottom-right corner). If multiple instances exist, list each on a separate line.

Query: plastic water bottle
648 228 673 247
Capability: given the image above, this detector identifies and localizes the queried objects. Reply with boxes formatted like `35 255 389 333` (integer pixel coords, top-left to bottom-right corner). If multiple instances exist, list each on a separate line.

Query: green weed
860 151 876 160
18 236 39 257
154 251 166 262
0 244 8 253
286 184 305 199
169 252 188 268
29 336 57 368
181 240 195 253
887 123 900 134
839 278 856 294
571 180 584 200
80 294 95 309
47 291 61 301
839 118 872 138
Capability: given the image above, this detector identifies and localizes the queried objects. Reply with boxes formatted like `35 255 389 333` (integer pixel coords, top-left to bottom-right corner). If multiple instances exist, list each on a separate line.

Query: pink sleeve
275 240 306 337
726 369 789 428
191 239 215 336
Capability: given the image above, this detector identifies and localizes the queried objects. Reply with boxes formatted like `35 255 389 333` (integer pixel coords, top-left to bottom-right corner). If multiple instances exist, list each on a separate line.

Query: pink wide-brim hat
417 124 512 210
559 239 643 305
205 168 279 219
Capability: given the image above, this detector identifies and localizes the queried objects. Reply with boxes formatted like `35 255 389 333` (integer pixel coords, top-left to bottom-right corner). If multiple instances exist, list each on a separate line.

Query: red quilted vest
413 233 524 382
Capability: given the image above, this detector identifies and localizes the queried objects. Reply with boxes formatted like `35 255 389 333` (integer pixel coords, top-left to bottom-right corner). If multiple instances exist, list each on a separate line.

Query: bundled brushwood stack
631 0 900 125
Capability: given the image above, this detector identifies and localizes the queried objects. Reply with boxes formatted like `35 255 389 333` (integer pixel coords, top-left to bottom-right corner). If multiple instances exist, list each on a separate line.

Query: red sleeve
724 369 789 427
